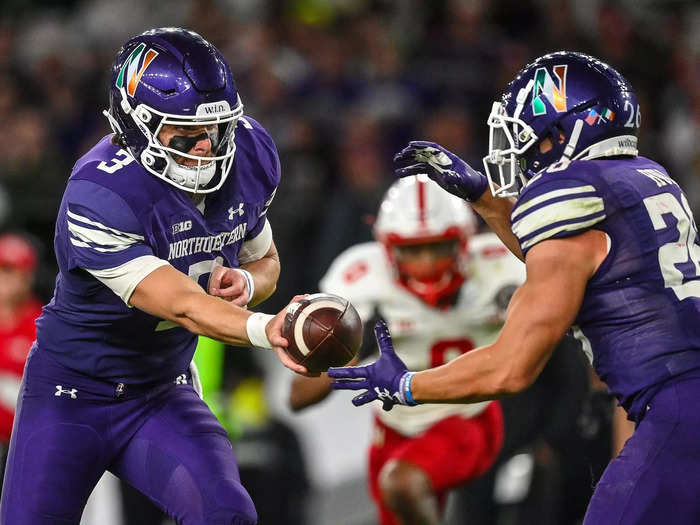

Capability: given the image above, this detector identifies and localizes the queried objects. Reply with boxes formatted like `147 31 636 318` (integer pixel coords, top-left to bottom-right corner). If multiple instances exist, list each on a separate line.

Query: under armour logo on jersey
229 203 244 220
173 374 188 385
55 385 78 399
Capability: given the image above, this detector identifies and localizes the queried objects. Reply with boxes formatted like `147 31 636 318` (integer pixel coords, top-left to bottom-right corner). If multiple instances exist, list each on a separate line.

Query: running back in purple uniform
1 28 307 525
330 52 700 524
512 156 700 422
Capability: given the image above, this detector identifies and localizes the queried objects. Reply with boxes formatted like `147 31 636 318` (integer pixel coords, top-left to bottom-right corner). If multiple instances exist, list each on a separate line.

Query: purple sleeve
511 174 607 256
240 116 281 241
61 180 154 271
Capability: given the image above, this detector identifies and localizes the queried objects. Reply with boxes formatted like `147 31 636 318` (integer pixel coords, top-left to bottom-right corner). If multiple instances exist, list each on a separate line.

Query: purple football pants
0 348 256 525
584 373 700 524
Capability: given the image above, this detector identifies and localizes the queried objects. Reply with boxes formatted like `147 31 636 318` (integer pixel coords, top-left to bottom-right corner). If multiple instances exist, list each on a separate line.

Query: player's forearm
175 291 253 346
289 373 333 411
130 265 256 346
472 192 523 261
241 250 280 307
409 344 525 403
410 279 570 404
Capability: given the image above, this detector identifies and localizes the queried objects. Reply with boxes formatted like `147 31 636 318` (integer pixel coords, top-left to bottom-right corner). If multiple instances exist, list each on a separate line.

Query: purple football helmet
483 51 640 197
103 28 244 193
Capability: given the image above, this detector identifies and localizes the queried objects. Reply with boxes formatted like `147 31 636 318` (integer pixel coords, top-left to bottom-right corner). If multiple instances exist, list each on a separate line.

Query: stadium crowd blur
1 0 698 523
2 0 697 307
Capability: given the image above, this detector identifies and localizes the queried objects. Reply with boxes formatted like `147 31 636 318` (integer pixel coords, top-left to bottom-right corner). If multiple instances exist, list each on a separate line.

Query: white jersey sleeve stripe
67 220 141 249
520 216 606 250
67 207 145 241
511 185 596 221
86 255 170 305
69 238 131 253
238 219 273 264
513 196 605 240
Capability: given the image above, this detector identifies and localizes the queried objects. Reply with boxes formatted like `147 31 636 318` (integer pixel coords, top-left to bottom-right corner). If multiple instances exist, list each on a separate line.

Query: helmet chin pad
165 157 216 190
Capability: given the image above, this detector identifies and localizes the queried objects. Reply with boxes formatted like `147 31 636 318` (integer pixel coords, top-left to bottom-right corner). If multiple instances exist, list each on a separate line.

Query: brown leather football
282 293 362 373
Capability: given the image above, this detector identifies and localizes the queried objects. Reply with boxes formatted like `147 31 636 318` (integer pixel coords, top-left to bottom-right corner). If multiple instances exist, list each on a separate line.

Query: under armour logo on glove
328 321 419 412
374 387 403 411
393 141 488 202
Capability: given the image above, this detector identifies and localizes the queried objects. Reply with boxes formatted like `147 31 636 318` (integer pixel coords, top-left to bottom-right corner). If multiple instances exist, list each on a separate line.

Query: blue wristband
403 372 418 406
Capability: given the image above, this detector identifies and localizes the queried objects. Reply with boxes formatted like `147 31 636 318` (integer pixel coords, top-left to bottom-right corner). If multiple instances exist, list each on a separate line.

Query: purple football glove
393 141 488 202
328 320 418 412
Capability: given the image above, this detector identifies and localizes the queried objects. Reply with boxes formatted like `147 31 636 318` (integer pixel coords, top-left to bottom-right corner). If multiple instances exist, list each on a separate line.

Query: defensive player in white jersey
289 175 524 525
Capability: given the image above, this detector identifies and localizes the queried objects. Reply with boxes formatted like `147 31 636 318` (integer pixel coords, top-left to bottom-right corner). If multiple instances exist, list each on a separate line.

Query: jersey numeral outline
643 192 700 301
97 149 134 174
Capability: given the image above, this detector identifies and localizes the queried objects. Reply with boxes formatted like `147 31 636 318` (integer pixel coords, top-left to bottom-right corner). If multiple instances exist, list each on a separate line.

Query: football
282 293 363 373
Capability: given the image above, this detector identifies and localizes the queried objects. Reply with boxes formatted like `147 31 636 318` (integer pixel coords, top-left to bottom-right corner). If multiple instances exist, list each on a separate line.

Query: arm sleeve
87 255 170 304
238 219 273 264
511 176 606 256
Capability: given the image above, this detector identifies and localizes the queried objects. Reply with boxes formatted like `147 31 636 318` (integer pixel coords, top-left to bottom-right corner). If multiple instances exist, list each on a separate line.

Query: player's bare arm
471 191 522 260
289 355 360 411
129 264 308 374
410 230 607 402
209 239 281 307
330 229 607 406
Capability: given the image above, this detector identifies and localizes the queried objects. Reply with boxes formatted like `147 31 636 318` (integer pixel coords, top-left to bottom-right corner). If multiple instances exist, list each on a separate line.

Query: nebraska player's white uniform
320 232 525 436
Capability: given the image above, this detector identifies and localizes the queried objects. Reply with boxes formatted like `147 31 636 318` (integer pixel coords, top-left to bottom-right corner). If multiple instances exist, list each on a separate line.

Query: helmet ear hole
136 108 152 123
141 152 156 166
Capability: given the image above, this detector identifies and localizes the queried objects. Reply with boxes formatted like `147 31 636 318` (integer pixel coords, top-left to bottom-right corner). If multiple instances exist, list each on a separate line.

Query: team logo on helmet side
531 65 568 115
115 43 159 97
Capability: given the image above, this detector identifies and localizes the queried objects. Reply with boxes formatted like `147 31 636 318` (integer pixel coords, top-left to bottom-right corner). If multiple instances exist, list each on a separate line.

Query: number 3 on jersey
644 192 700 301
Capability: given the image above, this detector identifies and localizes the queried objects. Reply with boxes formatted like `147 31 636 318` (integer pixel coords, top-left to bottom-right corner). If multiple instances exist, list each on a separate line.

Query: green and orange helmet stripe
116 43 159 97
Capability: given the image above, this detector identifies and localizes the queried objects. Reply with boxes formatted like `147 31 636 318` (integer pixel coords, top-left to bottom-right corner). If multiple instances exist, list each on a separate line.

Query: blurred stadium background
1 0 698 524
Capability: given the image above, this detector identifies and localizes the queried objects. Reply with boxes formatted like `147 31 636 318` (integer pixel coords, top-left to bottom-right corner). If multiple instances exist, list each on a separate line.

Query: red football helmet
374 175 477 308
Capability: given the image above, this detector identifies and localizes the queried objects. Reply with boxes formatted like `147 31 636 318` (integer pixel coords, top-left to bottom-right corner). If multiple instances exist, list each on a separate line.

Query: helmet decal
532 65 568 115
115 43 159 97
584 107 615 126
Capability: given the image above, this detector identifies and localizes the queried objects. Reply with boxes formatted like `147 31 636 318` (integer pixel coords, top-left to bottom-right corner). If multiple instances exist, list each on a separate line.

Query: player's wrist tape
246 312 274 349
400 372 419 406
233 268 255 305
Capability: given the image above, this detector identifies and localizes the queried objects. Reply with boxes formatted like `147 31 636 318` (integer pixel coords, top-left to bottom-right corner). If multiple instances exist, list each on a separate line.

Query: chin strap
562 119 584 159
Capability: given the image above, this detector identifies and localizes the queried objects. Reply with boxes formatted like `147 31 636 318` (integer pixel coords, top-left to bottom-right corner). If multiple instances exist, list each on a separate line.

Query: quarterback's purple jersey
36 116 279 384
511 156 700 421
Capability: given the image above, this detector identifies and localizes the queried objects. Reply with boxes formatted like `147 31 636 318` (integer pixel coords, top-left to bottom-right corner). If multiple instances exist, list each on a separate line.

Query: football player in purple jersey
329 51 700 524
0 28 309 525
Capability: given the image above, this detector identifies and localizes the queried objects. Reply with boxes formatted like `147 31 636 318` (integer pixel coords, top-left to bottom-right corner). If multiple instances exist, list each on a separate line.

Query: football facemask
391 240 466 309
483 51 640 198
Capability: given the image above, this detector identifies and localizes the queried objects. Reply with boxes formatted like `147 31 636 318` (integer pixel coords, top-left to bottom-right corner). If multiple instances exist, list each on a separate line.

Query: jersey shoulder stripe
61 179 152 271
512 171 606 254
67 207 145 253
